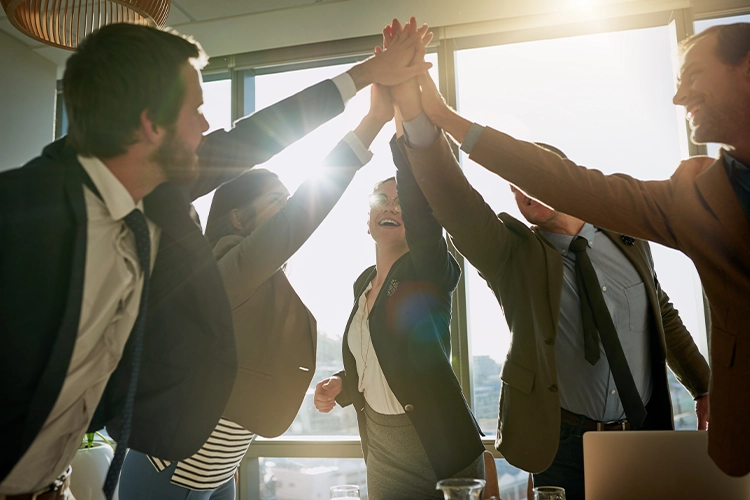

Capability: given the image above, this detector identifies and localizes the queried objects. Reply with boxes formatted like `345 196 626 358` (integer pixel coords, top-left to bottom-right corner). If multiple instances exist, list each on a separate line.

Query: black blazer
0 79 345 480
335 136 484 480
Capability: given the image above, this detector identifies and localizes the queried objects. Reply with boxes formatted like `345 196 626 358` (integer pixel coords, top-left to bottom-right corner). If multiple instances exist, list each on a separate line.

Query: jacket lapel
21 146 89 450
695 155 750 255
533 228 564 335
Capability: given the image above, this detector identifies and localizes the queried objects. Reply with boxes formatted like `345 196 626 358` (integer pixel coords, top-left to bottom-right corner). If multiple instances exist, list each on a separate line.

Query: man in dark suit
409 22 750 477
0 21 432 498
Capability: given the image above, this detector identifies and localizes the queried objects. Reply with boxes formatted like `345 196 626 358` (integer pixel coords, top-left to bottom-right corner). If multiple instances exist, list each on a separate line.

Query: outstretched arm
415 71 687 250
192 17 433 199
217 94 390 308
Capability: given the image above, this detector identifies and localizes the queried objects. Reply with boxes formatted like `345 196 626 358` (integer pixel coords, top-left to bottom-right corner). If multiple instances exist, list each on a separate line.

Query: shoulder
673 155 715 179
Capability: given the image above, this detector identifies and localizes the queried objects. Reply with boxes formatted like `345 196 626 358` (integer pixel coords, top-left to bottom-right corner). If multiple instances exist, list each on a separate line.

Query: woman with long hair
314 123 485 499
119 85 393 499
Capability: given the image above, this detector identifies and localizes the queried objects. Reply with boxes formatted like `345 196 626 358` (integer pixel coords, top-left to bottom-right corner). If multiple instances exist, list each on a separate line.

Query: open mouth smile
378 219 401 227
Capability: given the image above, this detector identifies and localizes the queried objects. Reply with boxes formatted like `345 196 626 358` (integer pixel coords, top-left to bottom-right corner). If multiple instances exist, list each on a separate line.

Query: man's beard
151 127 201 184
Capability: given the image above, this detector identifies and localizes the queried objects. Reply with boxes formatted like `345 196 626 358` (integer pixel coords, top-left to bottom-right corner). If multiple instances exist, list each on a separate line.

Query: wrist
347 60 373 91
395 100 423 122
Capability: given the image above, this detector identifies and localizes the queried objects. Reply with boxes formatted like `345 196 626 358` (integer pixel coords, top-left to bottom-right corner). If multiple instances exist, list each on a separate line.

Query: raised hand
347 17 433 90
416 71 450 124
369 80 395 125
384 17 433 121
314 376 343 413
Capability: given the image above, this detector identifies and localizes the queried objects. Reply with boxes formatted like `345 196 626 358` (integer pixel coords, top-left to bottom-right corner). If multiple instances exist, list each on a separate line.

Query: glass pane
694 14 750 158
260 458 368 499
456 26 707 435
194 56 439 437
192 78 232 226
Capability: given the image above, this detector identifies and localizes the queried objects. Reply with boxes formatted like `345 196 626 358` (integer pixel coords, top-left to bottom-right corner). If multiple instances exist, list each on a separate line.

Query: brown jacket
468 126 750 476
401 134 710 473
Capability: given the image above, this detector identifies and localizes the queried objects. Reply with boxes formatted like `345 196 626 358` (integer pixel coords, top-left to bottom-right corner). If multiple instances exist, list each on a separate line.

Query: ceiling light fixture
1 0 170 50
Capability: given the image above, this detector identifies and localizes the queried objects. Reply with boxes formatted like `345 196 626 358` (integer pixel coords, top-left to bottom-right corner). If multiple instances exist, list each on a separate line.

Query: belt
1 467 71 500
561 408 631 432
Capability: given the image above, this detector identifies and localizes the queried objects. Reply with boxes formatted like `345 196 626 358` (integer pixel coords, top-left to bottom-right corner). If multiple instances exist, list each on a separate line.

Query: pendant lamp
1 0 171 50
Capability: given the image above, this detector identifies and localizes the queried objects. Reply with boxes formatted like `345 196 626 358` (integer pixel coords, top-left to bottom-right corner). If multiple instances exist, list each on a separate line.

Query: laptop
584 430 750 500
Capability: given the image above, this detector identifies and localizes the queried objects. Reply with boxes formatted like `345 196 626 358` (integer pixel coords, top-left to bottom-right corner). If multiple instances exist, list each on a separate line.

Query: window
455 25 707 434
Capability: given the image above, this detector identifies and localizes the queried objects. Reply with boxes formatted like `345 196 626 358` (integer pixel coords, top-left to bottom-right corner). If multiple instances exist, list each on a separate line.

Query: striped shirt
148 418 254 490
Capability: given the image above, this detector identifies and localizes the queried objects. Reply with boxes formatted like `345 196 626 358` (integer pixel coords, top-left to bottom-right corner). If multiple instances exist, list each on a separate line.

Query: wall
0 29 56 172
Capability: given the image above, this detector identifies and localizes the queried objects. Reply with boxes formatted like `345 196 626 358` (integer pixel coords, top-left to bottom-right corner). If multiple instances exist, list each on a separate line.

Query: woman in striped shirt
118 85 393 498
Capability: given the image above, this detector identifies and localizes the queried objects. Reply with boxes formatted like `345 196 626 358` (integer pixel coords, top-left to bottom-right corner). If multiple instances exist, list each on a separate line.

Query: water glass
330 484 360 499
533 486 566 500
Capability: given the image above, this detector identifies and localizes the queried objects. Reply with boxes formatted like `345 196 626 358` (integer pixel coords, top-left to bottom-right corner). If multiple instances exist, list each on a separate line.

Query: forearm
468 127 681 248
353 114 389 149
192 80 345 199
402 133 513 279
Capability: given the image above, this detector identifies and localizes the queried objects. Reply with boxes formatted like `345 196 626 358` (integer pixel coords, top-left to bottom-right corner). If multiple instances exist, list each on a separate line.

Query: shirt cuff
460 123 485 154
343 131 374 165
402 112 439 149
331 73 357 107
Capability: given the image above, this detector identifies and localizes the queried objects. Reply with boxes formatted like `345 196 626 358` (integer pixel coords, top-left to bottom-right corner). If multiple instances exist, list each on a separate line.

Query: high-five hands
348 17 433 90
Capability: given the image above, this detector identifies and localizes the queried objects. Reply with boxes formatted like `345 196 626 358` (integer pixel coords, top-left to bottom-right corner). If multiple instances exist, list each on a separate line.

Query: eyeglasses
368 193 401 213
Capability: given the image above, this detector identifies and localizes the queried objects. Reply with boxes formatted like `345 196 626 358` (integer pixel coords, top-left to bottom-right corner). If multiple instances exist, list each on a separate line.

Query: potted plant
70 432 118 500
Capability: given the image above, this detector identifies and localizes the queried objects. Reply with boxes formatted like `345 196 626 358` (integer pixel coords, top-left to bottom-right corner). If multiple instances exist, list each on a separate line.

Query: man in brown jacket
405 22 750 477
387 108 709 498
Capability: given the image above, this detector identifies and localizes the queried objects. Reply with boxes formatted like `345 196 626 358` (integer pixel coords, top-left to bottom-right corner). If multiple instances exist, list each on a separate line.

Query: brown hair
679 22 750 66
63 23 208 158
205 169 280 246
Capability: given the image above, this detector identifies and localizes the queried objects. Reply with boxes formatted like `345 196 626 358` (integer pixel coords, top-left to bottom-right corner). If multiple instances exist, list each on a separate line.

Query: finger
422 31 434 46
406 61 434 79
382 26 393 48
408 16 418 36
392 18 403 35
418 23 429 38
374 45 383 55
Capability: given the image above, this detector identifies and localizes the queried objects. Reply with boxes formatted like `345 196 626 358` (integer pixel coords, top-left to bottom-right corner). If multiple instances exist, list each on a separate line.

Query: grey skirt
364 402 485 500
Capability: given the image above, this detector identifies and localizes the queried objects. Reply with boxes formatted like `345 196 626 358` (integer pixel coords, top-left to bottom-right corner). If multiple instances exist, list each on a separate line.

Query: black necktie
102 209 151 499
569 236 647 428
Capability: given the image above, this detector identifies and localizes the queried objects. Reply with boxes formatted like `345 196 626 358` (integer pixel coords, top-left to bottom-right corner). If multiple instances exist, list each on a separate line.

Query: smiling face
367 179 405 245
673 33 750 147
153 64 210 184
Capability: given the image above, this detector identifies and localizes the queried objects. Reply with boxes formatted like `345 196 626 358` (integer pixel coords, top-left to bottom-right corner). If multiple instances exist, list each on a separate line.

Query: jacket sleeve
642 243 711 398
468 127 713 250
399 132 522 283
190 79 346 200
217 137 364 309
333 369 352 408
391 135 459 292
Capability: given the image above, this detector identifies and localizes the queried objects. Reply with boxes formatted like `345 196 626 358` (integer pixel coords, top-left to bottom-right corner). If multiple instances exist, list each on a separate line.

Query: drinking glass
436 478 486 500
330 484 360 499
533 486 566 500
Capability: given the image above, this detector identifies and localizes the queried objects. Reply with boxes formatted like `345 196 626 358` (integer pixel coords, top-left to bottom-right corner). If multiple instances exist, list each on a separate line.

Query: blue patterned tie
102 209 151 499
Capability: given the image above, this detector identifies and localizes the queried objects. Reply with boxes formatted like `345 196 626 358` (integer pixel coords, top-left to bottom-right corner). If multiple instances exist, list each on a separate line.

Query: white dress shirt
0 156 159 494
348 282 405 415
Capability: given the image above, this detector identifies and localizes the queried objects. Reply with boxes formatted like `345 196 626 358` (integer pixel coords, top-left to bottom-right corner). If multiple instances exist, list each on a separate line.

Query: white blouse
347 282 405 415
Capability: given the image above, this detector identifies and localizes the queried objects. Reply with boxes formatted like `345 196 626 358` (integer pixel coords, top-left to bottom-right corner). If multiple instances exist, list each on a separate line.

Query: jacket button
548 385 558 392
404 404 414 412
544 338 554 345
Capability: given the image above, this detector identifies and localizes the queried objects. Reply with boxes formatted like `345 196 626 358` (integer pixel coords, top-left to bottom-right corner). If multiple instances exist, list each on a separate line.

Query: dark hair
534 142 568 160
680 23 750 66
372 176 396 194
63 23 208 158
205 169 280 246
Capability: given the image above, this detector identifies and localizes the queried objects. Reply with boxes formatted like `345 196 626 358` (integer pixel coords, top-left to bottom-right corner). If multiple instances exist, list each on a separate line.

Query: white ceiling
2 0 749 70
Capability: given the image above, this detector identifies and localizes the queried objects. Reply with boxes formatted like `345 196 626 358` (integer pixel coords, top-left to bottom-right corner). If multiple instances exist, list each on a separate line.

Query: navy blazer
0 79 345 481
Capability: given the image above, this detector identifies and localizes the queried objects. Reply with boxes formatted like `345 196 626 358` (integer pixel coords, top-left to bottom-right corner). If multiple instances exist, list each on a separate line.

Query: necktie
568 236 647 428
102 209 151 499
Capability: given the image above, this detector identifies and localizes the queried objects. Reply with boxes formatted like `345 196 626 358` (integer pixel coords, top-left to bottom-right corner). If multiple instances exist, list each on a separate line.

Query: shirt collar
539 222 597 254
78 155 144 220
723 151 750 177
